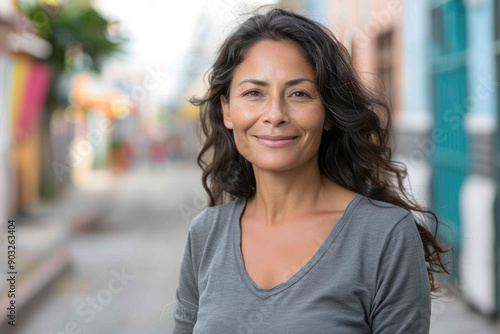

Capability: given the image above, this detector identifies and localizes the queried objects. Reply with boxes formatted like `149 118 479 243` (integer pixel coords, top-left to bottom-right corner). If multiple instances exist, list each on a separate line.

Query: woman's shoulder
354 195 412 219
188 197 245 240
349 194 416 237
340 195 421 264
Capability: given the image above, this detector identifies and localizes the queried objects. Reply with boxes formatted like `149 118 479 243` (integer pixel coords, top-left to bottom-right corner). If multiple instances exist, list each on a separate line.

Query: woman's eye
242 90 262 97
290 91 310 99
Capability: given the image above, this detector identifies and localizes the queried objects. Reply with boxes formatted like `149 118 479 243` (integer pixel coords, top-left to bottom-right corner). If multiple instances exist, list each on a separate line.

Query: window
495 0 499 42
376 30 394 107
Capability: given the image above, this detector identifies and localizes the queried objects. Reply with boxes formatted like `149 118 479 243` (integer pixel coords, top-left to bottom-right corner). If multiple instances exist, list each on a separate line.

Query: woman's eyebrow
236 78 315 87
285 78 315 87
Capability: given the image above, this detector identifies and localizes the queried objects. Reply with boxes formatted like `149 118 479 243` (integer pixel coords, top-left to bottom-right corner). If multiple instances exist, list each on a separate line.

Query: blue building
279 0 500 317
401 0 499 316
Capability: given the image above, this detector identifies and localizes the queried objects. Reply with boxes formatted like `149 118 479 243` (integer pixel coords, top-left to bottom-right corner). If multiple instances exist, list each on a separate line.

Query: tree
17 0 127 198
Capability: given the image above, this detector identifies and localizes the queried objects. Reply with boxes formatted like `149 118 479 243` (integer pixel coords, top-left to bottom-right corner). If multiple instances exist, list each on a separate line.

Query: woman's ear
324 116 334 131
221 95 233 130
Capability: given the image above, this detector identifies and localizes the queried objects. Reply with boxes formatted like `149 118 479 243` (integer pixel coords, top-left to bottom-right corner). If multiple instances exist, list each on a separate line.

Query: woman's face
221 39 331 173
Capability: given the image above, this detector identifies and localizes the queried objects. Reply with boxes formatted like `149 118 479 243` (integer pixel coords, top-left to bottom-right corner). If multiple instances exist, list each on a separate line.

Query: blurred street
431 294 500 334
0 161 497 333
1 0 500 332
2 162 203 334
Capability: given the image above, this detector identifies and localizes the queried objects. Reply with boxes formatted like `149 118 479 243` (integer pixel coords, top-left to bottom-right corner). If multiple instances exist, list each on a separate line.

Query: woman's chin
250 160 302 174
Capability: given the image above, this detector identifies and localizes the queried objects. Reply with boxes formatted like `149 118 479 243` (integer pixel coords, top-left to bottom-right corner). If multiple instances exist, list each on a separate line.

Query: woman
174 8 447 334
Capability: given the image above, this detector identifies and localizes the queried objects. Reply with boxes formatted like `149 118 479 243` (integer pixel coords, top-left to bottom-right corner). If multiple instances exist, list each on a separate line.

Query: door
430 0 469 283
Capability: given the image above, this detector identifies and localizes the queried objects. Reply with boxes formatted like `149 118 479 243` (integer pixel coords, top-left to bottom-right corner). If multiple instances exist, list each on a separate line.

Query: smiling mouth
254 135 298 147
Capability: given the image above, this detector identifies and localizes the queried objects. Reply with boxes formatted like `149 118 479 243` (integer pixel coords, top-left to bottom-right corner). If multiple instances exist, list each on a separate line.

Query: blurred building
320 0 499 318
0 0 133 323
0 1 53 227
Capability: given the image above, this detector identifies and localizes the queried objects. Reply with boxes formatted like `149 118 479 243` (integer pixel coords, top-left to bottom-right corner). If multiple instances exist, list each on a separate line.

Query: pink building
327 0 404 115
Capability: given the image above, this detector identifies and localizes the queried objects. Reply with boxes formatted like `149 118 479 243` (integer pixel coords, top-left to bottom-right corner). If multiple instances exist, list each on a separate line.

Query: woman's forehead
232 40 315 85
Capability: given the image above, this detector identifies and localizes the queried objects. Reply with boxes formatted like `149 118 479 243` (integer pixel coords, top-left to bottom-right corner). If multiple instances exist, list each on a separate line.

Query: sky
94 0 278 106
95 0 278 67
95 0 205 66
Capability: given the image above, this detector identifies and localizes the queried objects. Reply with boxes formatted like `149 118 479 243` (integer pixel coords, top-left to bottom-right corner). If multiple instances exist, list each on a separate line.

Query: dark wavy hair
190 8 448 292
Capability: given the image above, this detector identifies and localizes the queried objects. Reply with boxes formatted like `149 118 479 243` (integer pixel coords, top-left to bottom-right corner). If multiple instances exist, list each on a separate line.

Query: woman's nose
262 96 289 127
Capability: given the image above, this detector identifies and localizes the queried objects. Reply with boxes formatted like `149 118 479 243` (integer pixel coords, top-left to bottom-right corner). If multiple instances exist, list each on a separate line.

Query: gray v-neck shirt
173 194 431 333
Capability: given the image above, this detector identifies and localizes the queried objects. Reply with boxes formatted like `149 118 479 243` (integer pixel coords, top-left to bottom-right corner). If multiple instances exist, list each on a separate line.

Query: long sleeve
173 231 199 333
369 213 431 334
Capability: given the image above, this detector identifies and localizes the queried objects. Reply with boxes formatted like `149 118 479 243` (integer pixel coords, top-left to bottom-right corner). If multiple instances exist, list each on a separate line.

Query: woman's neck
247 160 345 226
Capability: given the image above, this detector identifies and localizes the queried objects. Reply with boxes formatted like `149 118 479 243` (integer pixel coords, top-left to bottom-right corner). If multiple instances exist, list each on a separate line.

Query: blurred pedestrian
174 8 447 334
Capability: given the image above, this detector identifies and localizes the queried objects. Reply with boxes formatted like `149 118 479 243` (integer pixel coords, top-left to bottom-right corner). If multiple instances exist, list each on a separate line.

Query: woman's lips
254 135 298 147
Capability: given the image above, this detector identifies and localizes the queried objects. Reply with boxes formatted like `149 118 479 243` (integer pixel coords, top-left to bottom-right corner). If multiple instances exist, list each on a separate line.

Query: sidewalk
431 293 500 333
0 170 117 326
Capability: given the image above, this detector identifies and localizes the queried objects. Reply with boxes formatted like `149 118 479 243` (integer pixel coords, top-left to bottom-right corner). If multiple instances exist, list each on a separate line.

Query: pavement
1 161 499 333
0 169 116 329
431 293 500 334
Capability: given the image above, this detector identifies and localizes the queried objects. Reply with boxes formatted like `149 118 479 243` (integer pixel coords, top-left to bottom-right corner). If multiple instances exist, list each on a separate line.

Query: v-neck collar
232 193 363 299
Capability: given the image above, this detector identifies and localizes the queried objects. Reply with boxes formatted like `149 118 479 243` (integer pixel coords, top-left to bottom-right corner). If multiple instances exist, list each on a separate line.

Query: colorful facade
0 11 53 228
324 0 500 316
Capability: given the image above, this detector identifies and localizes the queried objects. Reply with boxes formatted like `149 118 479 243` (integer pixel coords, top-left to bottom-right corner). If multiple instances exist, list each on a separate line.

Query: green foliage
18 1 127 73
